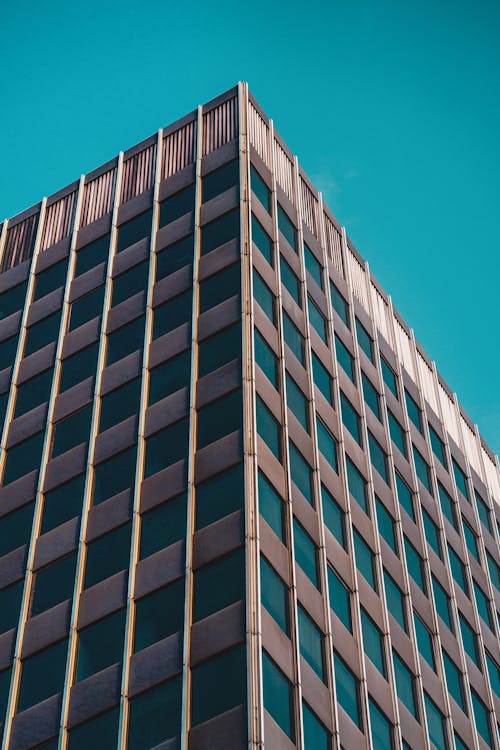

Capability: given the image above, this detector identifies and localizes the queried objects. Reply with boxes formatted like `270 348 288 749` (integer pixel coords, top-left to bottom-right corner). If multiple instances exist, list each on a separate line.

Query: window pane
293 518 318 588
422 508 442 559
277 205 297 251
405 390 422 432
369 698 394 750
330 281 349 328
311 352 334 405
346 457 368 514
432 575 453 632
257 395 282 459
354 529 377 590
474 580 494 629
67 708 118 750
424 692 448 750
203 160 238 203
286 373 309 432
153 289 192 338
414 612 436 670
340 392 362 446
334 653 362 729
0 580 24 634
14 368 52 417
308 297 327 343
304 244 323 289
316 417 338 472
393 651 418 718
155 235 193 280
18 639 68 711
438 482 458 529
149 350 190 405
0 502 34 558
252 215 273 265
68 285 105 331
31 554 77 615
283 312 305 365
74 235 110 277
462 519 479 562
128 677 182 750
384 570 407 631
470 689 493 747
99 378 141 432
76 609 126 681
381 356 398 398
0 335 19 371
298 605 325 681
442 650 466 713
52 405 92 457
0 280 28 317
106 315 145 365
116 209 152 253
254 329 278 388
201 208 239 255
111 260 149 307
258 471 285 542
388 410 407 457
475 491 492 534
368 431 388 483
448 545 469 596
42 474 85 534
159 184 195 226
262 651 294 740
289 441 313 503
92 445 137 505
84 524 131 589
362 372 380 419
361 608 386 675
356 318 374 362
196 464 243 530
429 424 447 468
376 497 397 553
59 342 99 393
198 321 241 377
261 557 288 634
33 259 67 300
193 548 244 621
146 418 189 476
24 311 61 356
303 702 330 750
404 537 426 592
335 334 355 382
253 269 275 323
199 262 240 314
413 445 432 494
191 645 246 727
459 613 481 669
139 494 187 558
453 459 470 501
327 567 351 631
250 164 271 212
3 431 44 485
134 578 184 651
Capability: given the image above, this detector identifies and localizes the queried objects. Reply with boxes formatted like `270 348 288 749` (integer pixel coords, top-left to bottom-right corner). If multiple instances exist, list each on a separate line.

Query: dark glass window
252 215 273 265
289 441 313 503
308 296 327 343
155 234 193 281
159 184 195 227
368 431 389 483
376 497 397 553
203 160 239 202
381 356 398 398
261 556 288 634
362 372 380 419
334 653 362 729
335 334 356 382
361 607 386 676
68 285 105 331
405 390 423 432
393 651 418 719
262 651 295 740
283 311 305 365
76 609 126 681
198 321 241 377
286 373 309 431
31 554 77 615
193 547 244 621
294 518 318 588
384 570 407 631
153 289 192 339
129 678 182 750
462 518 480 562
145 418 189 477
134 578 184 651
139 493 187 559
303 702 331 750
74 235 110 277
84 523 131 589
340 392 362 446
253 269 275 323
92 445 137 505
59 342 99 393
196 463 243 530
0 280 28 318
18 639 68 711
423 693 448 750
459 613 481 668
442 650 466 712
431 574 454 632
68 709 118 750
3 431 44 486
149 349 190 404
429 424 447 468
486 652 500 699
99 378 141 432
0 334 19 370
191 646 246 727
250 164 271 212
438 481 458 529
201 209 239 255
355 318 374 362
327 567 351 631
33 259 67 301
330 281 349 328
0 579 23 634
298 604 325 681
254 329 278 388
470 689 494 747
256 396 281 460
41 474 85 534
197 389 241 449
388 410 407 457
0 501 34 558
199 262 240 313
453 459 470 501
413 445 432 494
354 529 377 590
422 508 442 559
280 256 301 306
277 205 297 251
486 549 500 591
448 545 469 596
52 405 92 457
14 368 52 418
369 699 395 750
316 416 338 472
24 311 60 356
258 471 285 542
304 243 323 289
414 612 436 670
111 260 149 307
474 580 494 629
116 209 153 253
311 352 334 405
346 456 369 514
106 314 145 365
404 537 427 592
475 490 492 534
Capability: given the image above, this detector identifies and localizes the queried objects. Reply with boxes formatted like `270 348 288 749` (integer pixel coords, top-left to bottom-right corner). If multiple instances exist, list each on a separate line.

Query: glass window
14 368 52 417
134 578 184 651
31 553 77 615
414 612 436 670
52 405 92 457
41 474 85 534
470 689 493 747
384 570 407 631
486 652 500 698
452 459 470 501
432 575 454 632
68 285 105 331
0 579 23 634
376 497 397 553
395 473 415 520
304 244 323 289
362 372 380 419
311 352 334 405
335 334 356 382
0 501 34 558
0 280 28 318
280 253 302 303
474 580 494 630
195 464 243 530
303 702 331 750
458 613 481 669
106 314 145 365
404 537 426 592
145 417 189 476
74 234 110 277
203 160 239 202
429 424 447 468
354 529 377 590
149 350 190 406
0 334 19 371
256 396 281 460
139 493 187 559
334 653 362 729
423 692 448 750
155 234 193 281
250 164 271 212
356 318 374 362
438 481 458 529
454 733 468 750
346 456 369 514
254 329 278 388
153 288 192 339
84 523 131 589
340 392 362 446
199 262 240 314
388 410 407 457
442 650 467 713
24 311 61 356
448 545 469 596
475 490 492 534
330 281 350 328
405 390 422 432
308 297 327 343
3 430 44 486
381 356 398 398
327 567 351 631
393 651 418 718
68 708 118 750
198 322 240 378
128 676 182 750
198 388 242 448
486 549 500 591
283 312 305 365
116 208 153 253
289 441 313 503
262 651 294 740
369 698 395 750
316 417 338 472
258 471 285 542
111 260 149 308
59 342 99 393
76 609 126 681
277 204 297 251
18 639 68 711
191 645 246 727
33 259 67 301
361 607 386 676
261 556 288 634
92 445 137 505
193 547 244 621
253 269 275 323
462 519 479 562
298 605 325 681
413 445 432 495
293 518 318 588
159 184 195 226
252 214 273 265
322 485 344 546
99 378 141 432
422 508 442 559
201 208 239 255
286 373 309 432
368 431 389 483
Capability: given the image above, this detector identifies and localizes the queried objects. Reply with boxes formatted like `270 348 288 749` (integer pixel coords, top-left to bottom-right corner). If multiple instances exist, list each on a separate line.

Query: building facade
0 83 499 750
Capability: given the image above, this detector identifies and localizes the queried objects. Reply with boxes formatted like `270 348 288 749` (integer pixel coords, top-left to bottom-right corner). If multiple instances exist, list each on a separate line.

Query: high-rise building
0 83 498 750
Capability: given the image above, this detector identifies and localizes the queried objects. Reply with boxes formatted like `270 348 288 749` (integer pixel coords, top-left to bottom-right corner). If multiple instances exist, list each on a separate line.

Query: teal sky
1 0 499 454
